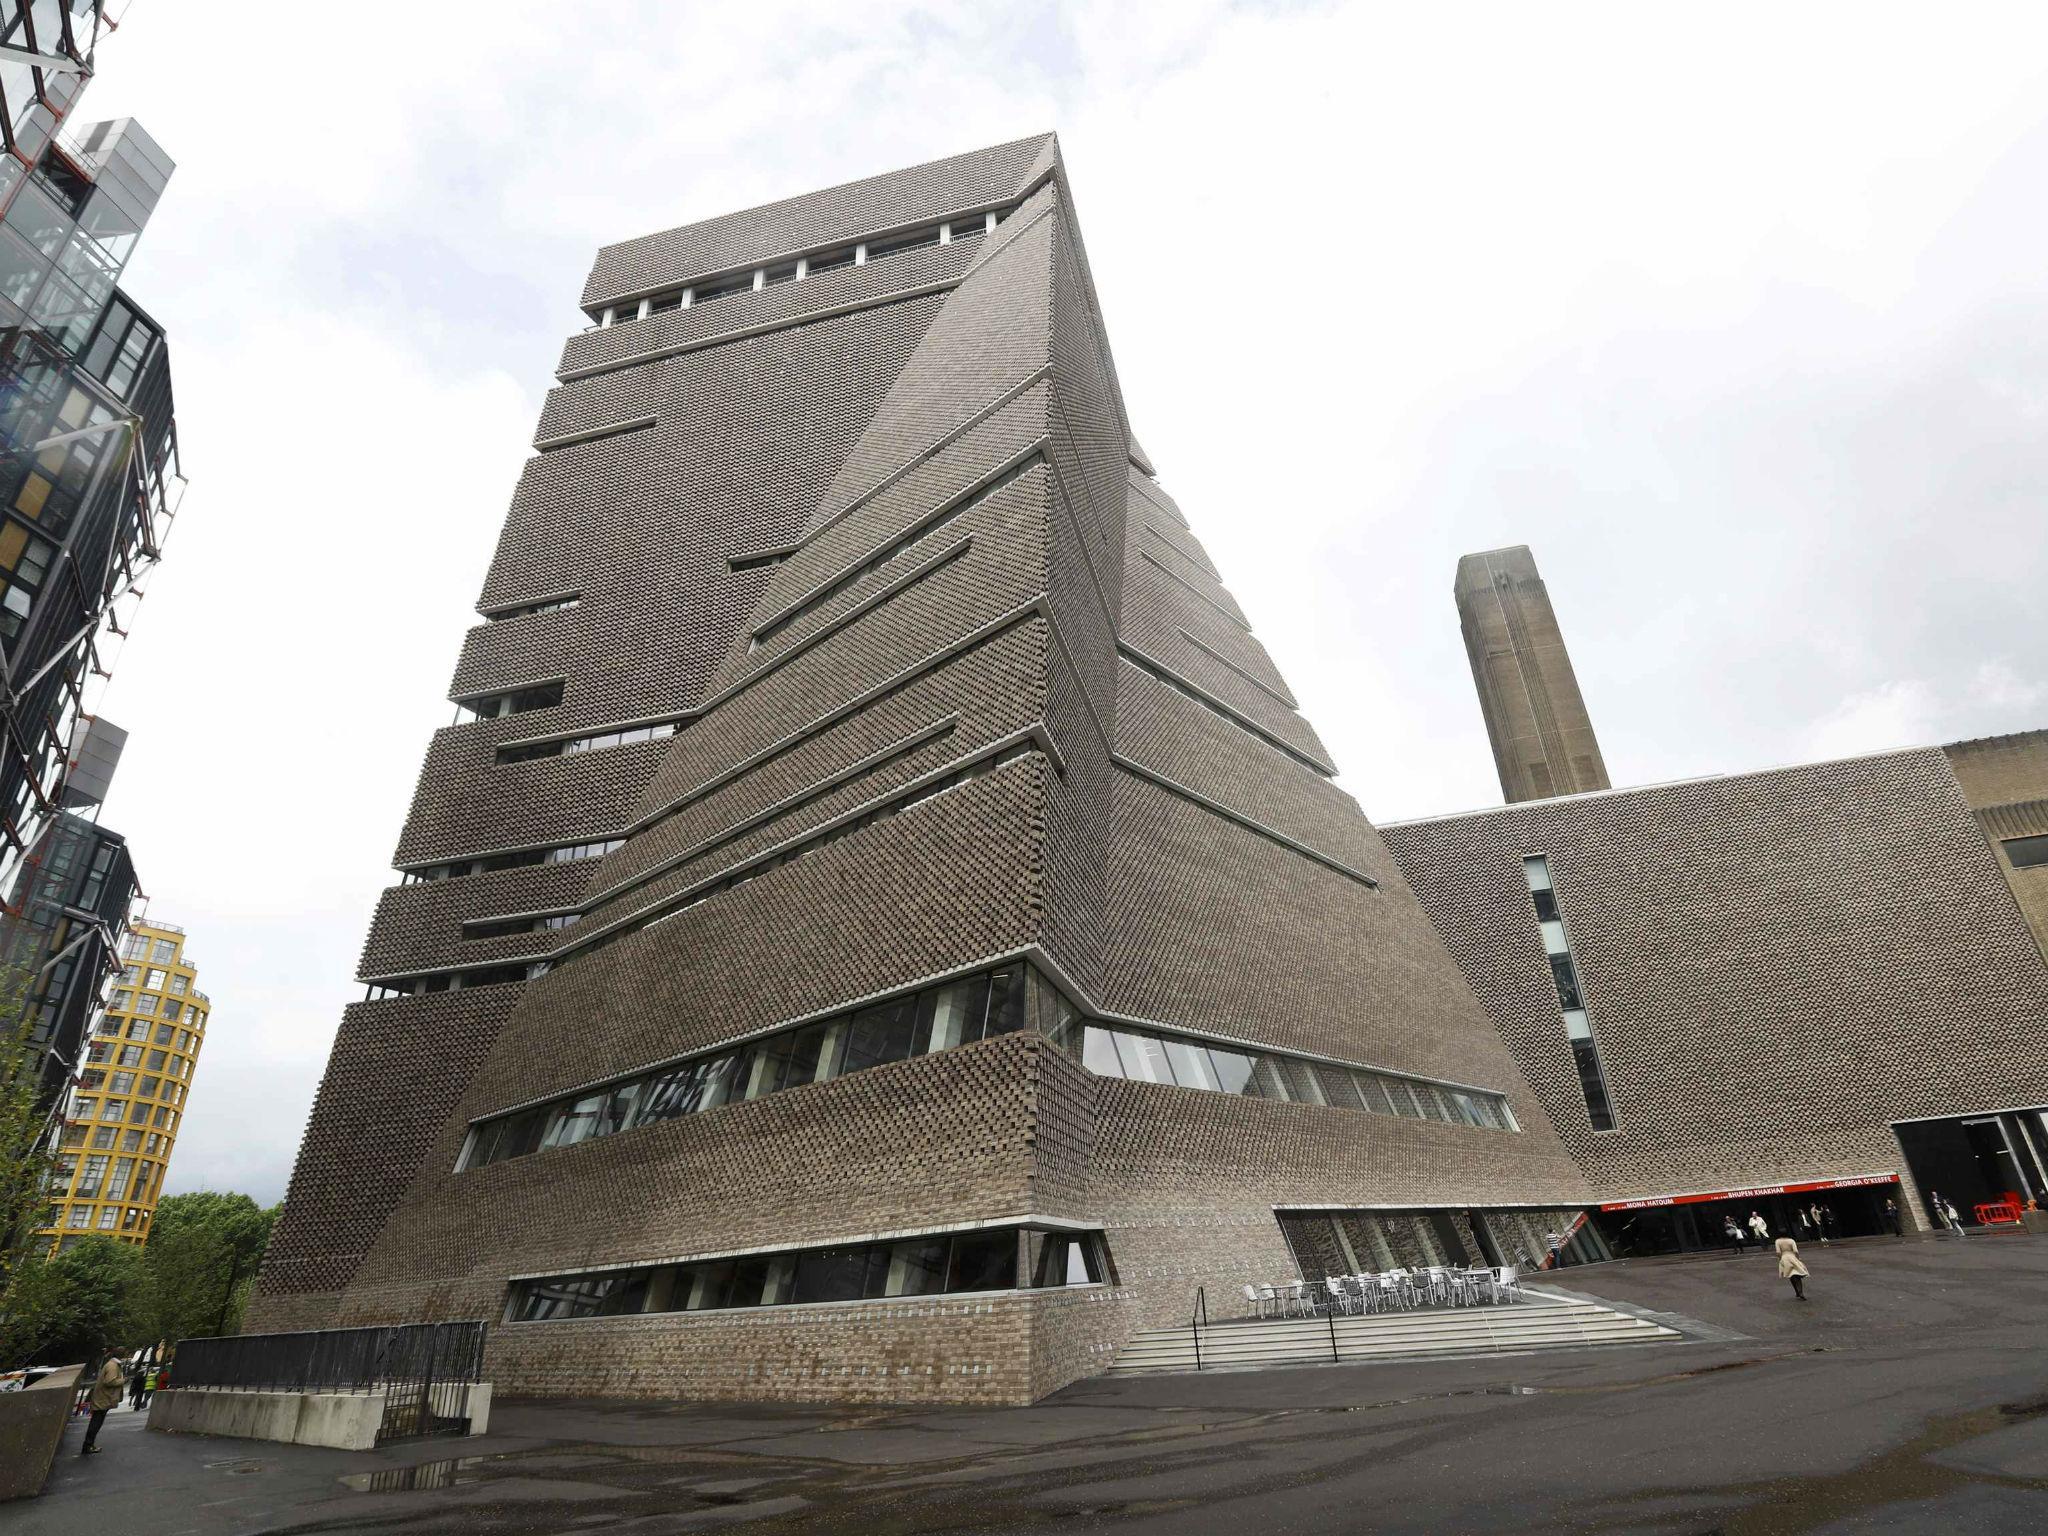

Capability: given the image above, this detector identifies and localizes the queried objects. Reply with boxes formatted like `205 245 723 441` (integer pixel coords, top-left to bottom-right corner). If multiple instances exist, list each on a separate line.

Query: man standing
1884 1197 1901 1236
79 1350 126 1456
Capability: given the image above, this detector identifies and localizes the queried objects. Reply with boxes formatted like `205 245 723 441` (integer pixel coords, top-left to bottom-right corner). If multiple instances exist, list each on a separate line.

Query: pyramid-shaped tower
254 137 1591 1404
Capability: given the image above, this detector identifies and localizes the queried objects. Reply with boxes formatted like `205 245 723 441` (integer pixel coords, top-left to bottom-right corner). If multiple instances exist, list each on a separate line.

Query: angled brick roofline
580 133 1058 311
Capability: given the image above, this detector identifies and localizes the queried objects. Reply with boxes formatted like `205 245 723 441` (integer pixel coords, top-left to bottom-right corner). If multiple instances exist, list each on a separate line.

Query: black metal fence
171 1322 487 1443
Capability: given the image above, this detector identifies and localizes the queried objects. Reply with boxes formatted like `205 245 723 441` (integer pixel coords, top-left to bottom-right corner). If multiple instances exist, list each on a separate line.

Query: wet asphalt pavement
14 1235 2046 1534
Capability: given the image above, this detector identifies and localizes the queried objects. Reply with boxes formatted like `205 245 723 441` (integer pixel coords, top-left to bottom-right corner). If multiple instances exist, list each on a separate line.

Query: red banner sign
1598 1173 1896 1213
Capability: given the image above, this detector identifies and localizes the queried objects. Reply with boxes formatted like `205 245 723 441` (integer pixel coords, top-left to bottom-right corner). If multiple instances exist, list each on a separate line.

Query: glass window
2006 835 2048 869
883 1238 949 1297
144 969 166 989
983 969 1026 1037
791 1245 887 1305
150 939 176 963
1207 1046 1259 1096
1549 954 1583 1012
146 1049 165 1070
782 1019 842 1088
1251 1055 1293 1100
1281 1058 1328 1104
945 1230 1015 1293
726 1254 793 1308
152 1025 172 1045
1316 1064 1365 1109
1111 1030 1171 1084
922 976 990 1053
1080 1025 1124 1078
841 998 918 1075
637 1060 709 1124
1161 1037 1220 1091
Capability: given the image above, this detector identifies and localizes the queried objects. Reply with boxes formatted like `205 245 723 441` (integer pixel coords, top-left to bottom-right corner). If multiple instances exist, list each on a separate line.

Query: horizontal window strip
506 1222 1109 1323
582 192 1039 317
1112 754 1377 888
558 280 966 383
481 591 580 621
398 836 626 884
460 962 1073 1170
1073 1021 1518 1133
499 718 682 764
532 414 658 452
1177 628 1298 709
1139 549 1250 630
1118 644 1335 776
753 451 1045 645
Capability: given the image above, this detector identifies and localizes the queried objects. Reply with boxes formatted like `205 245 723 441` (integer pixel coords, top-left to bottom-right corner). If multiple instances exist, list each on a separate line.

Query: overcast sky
69 2 2048 1204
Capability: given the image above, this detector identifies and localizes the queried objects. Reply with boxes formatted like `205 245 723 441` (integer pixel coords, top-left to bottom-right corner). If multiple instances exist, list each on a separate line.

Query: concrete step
1105 1297 1680 1376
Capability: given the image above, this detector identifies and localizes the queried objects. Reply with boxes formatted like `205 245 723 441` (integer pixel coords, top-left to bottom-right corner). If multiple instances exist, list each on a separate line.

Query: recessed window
807 245 856 275
692 270 755 304
865 224 943 261
506 1225 1109 1323
488 594 580 621
1524 855 1616 1131
460 680 564 721
2005 834 2048 869
461 966 1048 1171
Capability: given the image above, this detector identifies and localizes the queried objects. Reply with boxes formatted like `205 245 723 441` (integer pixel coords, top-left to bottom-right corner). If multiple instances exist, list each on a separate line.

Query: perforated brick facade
1381 747 2048 1229
252 137 1592 1403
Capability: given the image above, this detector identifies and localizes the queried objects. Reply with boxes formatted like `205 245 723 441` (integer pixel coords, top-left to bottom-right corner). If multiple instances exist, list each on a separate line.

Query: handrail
1191 1285 1207 1372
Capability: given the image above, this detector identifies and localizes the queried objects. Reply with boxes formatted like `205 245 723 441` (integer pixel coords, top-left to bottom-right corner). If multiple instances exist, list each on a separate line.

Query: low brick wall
0 1365 84 1501
489 1286 1139 1406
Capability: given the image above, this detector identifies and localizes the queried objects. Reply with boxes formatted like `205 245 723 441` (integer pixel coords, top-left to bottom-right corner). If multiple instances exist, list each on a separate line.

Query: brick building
251 137 1596 1404
1388 554 2048 1254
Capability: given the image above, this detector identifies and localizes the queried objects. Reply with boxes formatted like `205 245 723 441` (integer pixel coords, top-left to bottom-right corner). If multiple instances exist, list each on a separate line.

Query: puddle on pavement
338 1455 498 1493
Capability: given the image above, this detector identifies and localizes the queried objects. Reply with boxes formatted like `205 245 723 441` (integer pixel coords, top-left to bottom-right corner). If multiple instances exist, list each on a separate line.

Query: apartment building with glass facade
39 918 208 1252
253 136 1596 1403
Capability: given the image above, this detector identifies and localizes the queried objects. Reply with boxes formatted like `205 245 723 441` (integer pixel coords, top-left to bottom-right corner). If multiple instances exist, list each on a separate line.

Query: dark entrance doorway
1896 1105 2048 1224
1590 1176 1899 1258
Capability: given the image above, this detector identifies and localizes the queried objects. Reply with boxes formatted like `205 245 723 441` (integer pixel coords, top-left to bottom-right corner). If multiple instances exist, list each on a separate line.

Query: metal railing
171 1322 487 1443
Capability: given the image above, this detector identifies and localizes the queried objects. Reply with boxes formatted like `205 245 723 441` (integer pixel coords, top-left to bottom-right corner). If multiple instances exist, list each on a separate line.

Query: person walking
1724 1215 1746 1255
1747 1211 1769 1247
1819 1205 1837 1243
1942 1195 1968 1237
127 1354 148 1412
1775 1235 1810 1300
1808 1203 1831 1244
79 1350 126 1456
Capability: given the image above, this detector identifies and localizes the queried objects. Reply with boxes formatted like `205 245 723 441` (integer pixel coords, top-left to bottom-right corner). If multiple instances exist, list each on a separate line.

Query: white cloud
50 0 2048 1200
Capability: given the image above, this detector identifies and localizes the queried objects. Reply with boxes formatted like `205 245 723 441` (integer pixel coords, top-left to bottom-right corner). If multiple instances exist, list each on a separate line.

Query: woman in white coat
1775 1235 1810 1301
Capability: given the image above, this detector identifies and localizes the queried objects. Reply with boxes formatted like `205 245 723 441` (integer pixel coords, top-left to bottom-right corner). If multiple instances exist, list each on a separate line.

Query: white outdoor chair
1287 1281 1315 1318
1324 1277 1359 1316
1255 1283 1283 1318
1492 1264 1522 1303
1242 1283 1268 1319
1376 1272 1414 1311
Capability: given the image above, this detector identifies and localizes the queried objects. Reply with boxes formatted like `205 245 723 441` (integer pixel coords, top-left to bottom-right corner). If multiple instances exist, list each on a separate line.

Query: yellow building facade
40 919 209 1253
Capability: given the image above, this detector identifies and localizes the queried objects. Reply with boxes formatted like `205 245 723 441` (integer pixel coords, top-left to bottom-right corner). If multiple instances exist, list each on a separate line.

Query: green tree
0 1234 143 1364
0 968 60 1346
139 1192 277 1343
